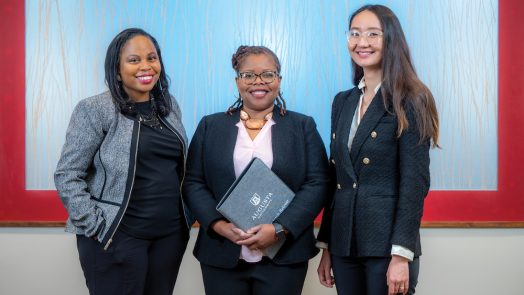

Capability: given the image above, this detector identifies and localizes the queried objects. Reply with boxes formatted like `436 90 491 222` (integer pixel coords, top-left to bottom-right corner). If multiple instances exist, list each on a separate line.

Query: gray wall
1 228 523 295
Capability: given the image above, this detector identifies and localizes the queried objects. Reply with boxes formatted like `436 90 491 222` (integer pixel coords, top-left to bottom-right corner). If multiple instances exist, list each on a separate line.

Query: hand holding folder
216 157 295 258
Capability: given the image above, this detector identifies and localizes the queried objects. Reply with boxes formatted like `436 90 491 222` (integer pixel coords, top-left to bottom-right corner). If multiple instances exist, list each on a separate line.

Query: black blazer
183 106 330 268
317 88 430 258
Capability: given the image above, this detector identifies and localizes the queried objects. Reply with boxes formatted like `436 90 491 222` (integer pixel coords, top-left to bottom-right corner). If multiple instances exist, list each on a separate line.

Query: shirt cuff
316 241 328 249
391 244 414 261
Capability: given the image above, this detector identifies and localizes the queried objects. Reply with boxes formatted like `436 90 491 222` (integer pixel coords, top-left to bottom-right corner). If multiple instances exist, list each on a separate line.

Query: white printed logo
250 193 261 206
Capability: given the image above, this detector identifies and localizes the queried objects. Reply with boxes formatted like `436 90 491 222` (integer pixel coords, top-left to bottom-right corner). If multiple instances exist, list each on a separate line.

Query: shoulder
277 110 318 133
280 109 314 124
79 91 115 109
73 91 117 128
332 88 358 113
76 91 116 116
330 87 358 118
194 111 236 132
203 111 234 123
334 87 358 104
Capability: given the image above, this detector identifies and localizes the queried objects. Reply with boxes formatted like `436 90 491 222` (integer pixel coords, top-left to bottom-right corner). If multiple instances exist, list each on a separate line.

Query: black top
120 101 185 239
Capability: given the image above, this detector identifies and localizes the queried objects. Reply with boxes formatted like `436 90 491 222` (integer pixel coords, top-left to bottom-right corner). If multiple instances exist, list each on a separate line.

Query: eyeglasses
345 30 383 46
237 71 280 84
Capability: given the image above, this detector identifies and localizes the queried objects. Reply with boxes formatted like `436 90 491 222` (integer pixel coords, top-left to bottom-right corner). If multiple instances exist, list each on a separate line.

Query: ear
117 73 122 81
235 77 242 88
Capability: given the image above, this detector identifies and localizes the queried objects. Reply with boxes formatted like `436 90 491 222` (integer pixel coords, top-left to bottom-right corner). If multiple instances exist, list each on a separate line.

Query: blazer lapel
349 89 387 163
221 111 241 180
269 106 290 174
337 90 359 182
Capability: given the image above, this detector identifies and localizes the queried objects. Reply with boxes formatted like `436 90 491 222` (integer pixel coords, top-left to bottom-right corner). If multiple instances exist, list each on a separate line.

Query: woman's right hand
317 249 335 288
211 220 253 243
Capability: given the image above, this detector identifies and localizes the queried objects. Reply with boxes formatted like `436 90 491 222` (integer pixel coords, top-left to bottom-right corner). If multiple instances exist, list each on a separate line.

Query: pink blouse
233 118 275 262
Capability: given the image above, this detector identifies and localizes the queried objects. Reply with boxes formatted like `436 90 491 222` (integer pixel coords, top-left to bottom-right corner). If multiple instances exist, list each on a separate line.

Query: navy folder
216 157 295 258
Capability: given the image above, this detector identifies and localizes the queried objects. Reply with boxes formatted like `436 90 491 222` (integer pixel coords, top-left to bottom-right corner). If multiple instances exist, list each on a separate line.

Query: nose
357 36 370 47
138 60 152 70
252 75 265 84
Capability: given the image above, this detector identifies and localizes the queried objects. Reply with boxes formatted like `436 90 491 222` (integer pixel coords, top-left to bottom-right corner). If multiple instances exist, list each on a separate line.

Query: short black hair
231 45 281 74
227 45 286 116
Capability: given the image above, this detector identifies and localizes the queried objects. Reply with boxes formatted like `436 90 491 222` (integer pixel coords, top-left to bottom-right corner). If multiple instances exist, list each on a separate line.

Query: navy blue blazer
183 106 330 268
317 88 430 257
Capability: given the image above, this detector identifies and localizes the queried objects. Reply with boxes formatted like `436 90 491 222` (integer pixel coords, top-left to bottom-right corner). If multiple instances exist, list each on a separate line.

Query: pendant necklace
240 109 273 130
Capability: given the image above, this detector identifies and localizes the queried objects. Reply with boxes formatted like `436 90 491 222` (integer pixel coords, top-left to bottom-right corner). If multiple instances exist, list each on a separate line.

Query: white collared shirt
347 78 382 152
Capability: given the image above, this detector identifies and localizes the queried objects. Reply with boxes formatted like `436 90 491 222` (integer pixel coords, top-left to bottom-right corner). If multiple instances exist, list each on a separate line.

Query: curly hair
226 45 286 116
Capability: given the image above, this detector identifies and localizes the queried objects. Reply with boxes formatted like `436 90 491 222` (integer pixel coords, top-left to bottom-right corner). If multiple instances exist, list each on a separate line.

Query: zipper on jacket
159 117 191 229
97 150 107 200
103 122 141 250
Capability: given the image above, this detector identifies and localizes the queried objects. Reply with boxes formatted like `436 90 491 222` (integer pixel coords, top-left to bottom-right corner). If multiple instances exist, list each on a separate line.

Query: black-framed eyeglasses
237 71 280 84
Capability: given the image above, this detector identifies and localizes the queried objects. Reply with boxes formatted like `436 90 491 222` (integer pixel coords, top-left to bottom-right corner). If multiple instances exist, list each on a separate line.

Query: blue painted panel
25 0 498 190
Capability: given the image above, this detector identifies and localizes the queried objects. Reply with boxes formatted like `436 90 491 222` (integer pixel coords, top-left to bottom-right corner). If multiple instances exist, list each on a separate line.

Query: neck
242 105 274 119
362 68 382 94
127 91 150 103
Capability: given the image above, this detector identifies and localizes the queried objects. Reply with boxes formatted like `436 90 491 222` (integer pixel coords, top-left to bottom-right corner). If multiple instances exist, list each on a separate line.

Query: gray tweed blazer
54 91 192 249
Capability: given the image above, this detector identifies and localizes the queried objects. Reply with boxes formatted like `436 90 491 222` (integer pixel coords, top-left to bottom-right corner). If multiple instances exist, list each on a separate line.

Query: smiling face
235 54 281 117
349 10 384 72
118 35 161 102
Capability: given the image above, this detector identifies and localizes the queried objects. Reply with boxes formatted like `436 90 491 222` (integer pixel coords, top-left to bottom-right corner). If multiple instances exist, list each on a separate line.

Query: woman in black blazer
316 5 439 295
183 45 330 295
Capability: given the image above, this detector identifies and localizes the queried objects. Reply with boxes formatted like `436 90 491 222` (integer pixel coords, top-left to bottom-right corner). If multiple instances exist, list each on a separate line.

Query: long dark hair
350 5 439 147
226 45 287 116
104 28 171 116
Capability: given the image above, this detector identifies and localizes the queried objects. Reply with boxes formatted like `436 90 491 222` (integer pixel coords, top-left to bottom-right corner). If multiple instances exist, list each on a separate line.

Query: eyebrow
241 69 277 72
125 52 157 58
350 26 382 31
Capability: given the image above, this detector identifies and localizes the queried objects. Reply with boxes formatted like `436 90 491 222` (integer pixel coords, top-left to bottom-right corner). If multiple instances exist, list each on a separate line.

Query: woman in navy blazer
183 45 330 295
316 5 439 295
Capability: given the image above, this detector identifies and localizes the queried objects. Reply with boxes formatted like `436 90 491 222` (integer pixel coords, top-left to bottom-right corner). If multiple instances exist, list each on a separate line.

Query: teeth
251 91 267 95
138 76 152 81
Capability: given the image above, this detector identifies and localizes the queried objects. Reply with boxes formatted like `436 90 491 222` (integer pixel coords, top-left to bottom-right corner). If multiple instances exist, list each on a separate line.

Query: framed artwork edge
1 0 523 227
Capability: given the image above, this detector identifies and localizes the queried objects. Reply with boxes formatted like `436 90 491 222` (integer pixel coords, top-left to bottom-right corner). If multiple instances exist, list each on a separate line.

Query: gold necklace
240 109 273 130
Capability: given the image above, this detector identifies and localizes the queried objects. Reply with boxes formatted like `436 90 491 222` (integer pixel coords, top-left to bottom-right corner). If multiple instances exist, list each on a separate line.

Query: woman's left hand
387 255 409 295
236 224 277 250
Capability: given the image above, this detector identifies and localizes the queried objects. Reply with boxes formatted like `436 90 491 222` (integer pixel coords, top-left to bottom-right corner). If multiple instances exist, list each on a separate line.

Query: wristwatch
273 222 286 241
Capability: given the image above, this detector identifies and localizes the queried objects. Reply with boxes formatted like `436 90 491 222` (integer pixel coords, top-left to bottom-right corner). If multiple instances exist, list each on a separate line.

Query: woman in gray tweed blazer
316 5 440 295
55 28 193 295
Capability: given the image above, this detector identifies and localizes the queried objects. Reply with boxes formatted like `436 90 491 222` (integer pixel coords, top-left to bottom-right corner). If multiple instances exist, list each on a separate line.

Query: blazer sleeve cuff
391 244 414 261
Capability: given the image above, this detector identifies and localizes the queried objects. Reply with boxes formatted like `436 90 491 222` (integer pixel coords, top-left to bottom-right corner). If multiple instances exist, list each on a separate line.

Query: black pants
331 255 419 295
200 257 308 295
76 229 188 295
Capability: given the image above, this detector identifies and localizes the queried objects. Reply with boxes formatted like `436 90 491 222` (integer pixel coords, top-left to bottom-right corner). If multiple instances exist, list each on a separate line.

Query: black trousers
331 255 420 295
200 257 308 295
76 229 188 295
